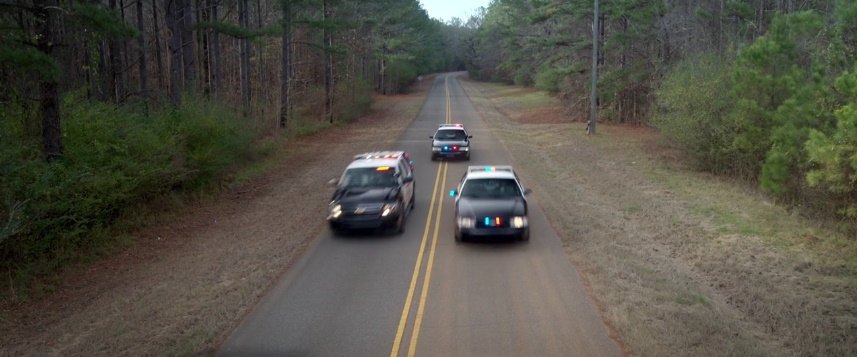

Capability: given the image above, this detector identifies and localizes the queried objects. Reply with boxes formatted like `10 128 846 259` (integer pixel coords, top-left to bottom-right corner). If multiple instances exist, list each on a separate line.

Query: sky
419 0 492 23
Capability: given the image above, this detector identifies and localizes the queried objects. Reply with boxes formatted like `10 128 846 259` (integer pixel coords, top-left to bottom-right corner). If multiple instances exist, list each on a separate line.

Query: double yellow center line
389 75 453 357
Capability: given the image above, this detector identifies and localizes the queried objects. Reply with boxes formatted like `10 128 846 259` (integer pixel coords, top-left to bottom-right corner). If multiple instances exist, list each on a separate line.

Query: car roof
464 166 517 180
435 125 466 132
347 159 400 170
353 151 406 160
347 151 406 170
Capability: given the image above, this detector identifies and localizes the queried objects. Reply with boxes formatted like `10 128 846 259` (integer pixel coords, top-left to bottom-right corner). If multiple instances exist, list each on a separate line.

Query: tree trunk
88 40 108 101
323 0 334 122
166 0 183 106
153 0 165 90
198 0 210 96
238 0 251 109
279 0 291 129
211 0 221 95
256 0 264 98
108 0 124 103
379 54 386 95
36 0 63 160
180 0 196 92
120 0 130 100
137 0 148 102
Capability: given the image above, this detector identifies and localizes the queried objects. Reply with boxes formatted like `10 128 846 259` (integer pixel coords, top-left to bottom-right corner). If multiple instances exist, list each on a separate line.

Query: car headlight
382 202 399 217
329 204 342 219
460 146 469 151
432 146 441 152
457 217 474 228
511 216 527 228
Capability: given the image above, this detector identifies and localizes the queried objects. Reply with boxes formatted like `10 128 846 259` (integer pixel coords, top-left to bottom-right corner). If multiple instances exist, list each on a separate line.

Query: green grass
675 292 709 306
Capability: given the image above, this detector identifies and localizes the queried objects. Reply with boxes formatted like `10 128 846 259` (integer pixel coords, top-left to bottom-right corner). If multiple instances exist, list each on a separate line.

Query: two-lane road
219 74 622 356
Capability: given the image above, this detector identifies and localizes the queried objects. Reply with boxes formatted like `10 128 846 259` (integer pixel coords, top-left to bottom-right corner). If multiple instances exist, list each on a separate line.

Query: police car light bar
468 165 513 173
354 152 401 160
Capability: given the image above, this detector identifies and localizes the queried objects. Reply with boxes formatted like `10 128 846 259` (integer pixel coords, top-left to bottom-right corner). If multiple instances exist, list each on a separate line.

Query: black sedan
450 166 531 242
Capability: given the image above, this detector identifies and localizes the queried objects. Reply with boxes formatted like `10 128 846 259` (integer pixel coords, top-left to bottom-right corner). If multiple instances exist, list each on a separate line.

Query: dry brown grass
0 77 434 356
459 78 857 357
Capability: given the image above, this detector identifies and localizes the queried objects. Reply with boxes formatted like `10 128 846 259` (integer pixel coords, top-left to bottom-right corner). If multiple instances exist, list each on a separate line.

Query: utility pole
589 0 599 135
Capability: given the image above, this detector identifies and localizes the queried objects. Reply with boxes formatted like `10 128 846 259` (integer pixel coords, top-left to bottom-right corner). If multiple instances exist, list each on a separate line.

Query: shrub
731 11 830 190
534 65 562 94
652 54 737 174
0 94 260 298
805 66 857 217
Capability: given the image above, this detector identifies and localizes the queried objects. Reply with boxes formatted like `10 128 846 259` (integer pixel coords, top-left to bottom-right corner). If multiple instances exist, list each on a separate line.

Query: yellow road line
390 74 454 357
389 161 444 357
407 161 446 356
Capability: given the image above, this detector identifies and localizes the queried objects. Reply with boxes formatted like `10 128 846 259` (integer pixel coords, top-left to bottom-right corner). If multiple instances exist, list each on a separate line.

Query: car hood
333 186 397 204
457 197 526 217
433 139 469 147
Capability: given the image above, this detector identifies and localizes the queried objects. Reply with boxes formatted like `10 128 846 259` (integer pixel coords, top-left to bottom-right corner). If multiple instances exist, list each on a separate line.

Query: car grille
342 203 384 216
477 216 508 228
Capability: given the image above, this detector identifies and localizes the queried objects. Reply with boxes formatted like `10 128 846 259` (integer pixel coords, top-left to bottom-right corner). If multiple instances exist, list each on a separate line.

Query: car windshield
460 178 521 198
341 167 398 188
434 129 467 140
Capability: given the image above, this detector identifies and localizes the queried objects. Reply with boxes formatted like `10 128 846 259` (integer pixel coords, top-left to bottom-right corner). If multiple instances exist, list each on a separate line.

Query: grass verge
459 78 856 356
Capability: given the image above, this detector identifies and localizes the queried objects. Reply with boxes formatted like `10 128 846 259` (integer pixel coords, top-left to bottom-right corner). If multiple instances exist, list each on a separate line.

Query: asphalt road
218 73 623 356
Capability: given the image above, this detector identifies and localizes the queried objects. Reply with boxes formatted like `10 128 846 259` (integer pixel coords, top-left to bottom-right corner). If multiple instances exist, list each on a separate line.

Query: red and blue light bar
483 216 503 227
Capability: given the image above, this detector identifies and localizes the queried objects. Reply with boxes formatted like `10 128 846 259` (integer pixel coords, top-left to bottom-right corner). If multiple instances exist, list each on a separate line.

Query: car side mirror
449 189 458 197
429 136 434 139
327 178 338 187
524 188 532 195
468 135 473 139
402 176 414 183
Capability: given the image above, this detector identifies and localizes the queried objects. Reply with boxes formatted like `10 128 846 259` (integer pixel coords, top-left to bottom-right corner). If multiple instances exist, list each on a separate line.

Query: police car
430 123 472 161
327 151 415 234
449 166 531 242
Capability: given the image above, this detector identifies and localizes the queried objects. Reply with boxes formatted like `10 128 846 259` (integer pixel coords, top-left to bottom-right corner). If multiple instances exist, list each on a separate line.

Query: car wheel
410 193 415 210
395 203 406 234
519 229 530 242
465 152 470 161
330 224 345 237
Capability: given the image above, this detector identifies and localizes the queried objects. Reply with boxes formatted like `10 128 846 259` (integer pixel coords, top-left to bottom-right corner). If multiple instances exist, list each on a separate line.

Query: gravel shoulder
459 78 856 357
0 78 432 356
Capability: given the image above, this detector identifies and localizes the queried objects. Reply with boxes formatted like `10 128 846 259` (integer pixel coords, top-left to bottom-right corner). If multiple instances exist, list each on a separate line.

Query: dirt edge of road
0 77 434 356
458 78 856 357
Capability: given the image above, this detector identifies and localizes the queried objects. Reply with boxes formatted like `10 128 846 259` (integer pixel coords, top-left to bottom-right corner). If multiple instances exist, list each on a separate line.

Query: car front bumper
328 211 401 231
432 148 469 158
456 226 528 238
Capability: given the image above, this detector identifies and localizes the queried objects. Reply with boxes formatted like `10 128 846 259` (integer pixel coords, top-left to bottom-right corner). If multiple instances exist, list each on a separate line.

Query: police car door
398 160 414 205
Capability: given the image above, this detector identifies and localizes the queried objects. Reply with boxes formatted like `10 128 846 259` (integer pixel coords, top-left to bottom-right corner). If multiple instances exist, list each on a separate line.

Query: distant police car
430 123 472 161
450 166 531 242
327 151 415 234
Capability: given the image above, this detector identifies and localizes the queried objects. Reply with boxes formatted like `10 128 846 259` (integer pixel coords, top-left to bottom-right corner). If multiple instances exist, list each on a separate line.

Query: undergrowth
0 93 267 302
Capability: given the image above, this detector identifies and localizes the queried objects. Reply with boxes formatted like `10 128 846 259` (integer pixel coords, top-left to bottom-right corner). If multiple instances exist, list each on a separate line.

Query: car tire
410 192 415 210
519 229 530 242
465 152 470 161
395 202 406 234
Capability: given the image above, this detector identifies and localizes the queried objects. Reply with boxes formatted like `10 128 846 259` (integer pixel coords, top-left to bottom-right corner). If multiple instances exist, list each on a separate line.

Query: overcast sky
420 0 492 23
